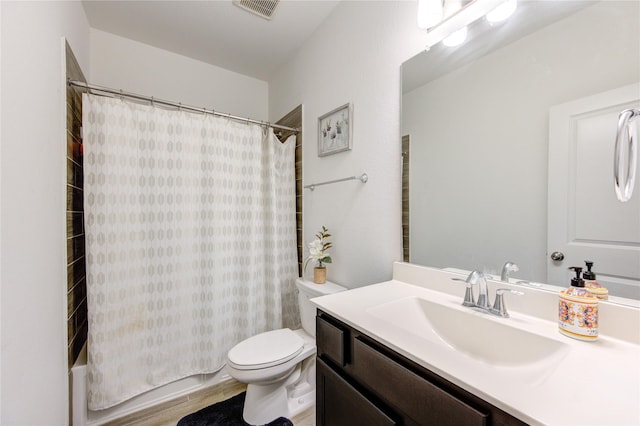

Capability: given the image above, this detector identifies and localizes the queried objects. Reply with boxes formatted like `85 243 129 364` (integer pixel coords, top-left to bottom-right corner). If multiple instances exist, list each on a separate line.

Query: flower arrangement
304 226 333 271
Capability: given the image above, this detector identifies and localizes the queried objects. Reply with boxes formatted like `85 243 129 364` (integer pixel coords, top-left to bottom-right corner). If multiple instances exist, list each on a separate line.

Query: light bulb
486 0 517 23
417 0 444 30
442 26 467 47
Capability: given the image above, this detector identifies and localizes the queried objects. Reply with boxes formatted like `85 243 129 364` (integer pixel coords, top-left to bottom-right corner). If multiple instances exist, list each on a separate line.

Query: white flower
308 240 324 260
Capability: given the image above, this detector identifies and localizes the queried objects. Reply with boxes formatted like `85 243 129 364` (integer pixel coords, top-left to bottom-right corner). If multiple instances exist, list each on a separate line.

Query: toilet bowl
226 278 346 425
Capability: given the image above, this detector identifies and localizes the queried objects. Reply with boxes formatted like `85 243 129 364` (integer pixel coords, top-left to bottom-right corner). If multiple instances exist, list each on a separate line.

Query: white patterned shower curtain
82 94 298 410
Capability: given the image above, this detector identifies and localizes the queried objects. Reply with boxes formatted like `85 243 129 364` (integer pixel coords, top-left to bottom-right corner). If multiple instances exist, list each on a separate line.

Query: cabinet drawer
317 358 396 426
316 315 347 366
352 337 488 426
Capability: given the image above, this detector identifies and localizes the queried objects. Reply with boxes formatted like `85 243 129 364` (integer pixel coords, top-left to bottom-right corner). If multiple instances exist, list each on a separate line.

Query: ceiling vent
233 0 280 20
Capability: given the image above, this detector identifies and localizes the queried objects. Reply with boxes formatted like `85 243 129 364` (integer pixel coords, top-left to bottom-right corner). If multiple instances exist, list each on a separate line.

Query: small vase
313 266 327 284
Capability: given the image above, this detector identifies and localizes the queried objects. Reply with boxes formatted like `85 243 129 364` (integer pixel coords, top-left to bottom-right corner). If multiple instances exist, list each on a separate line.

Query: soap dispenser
583 261 609 300
558 267 598 341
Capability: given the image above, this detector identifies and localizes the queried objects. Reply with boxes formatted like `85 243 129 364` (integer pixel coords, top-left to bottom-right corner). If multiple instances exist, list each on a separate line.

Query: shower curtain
82 94 298 410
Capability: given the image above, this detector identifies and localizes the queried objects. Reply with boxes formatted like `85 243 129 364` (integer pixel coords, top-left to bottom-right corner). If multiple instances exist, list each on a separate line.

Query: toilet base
286 356 316 418
243 381 289 425
241 356 316 425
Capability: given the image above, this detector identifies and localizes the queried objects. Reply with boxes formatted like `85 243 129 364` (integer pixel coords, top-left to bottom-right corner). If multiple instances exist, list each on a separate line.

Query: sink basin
367 296 568 367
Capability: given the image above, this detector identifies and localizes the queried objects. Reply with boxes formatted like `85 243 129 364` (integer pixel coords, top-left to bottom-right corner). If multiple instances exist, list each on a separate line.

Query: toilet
226 278 346 425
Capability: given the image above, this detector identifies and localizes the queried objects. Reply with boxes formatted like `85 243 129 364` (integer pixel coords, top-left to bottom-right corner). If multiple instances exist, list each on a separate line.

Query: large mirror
402 0 640 303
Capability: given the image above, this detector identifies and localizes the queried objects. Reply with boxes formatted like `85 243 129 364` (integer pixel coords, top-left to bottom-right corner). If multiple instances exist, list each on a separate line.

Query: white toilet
226 278 346 425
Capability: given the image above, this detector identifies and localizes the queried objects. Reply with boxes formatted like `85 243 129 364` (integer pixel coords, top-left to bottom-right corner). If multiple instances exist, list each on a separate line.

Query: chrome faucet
500 261 519 282
452 270 523 318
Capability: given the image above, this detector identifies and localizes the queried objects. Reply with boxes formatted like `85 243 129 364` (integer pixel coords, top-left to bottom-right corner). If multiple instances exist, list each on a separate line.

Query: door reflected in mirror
401 0 640 303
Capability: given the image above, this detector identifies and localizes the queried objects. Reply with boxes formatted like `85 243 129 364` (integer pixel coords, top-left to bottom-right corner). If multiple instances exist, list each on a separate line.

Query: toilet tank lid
295 278 347 297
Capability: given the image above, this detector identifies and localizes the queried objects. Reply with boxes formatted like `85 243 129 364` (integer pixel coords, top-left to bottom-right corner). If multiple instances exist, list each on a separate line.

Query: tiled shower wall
66 42 87 367
402 134 410 262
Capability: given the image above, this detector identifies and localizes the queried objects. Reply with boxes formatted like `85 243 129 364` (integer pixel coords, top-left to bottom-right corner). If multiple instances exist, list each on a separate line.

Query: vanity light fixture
417 0 444 29
485 0 517 23
421 0 517 49
442 25 468 46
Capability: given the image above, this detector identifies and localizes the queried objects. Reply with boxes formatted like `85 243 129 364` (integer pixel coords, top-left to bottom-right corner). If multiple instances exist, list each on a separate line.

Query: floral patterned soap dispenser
558 266 598 341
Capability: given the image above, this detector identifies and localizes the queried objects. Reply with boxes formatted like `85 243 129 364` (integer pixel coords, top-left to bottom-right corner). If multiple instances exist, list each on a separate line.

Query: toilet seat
227 328 304 370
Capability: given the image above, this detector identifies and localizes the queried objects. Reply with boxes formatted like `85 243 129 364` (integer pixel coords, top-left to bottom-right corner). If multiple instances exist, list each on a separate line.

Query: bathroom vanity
316 310 525 425
312 262 640 425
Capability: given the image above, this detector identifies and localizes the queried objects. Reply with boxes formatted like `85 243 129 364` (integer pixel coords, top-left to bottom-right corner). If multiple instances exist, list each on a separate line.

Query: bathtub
71 343 231 425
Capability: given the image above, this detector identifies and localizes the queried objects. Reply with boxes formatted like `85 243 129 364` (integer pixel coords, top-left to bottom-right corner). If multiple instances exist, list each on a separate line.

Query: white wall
1 5 3 420
402 1 639 281
269 1 427 288
90 29 268 121
0 13 269 426
0 1 90 424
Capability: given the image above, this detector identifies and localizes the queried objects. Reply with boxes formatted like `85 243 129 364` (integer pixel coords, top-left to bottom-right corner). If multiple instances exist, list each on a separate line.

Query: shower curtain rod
68 80 300 134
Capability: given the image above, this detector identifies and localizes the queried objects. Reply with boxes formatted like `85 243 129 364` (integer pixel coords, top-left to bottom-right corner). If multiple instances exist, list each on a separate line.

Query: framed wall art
317 103 352 157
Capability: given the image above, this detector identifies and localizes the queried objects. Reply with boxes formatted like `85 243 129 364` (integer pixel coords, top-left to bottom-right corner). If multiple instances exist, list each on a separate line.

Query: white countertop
311 265 640 426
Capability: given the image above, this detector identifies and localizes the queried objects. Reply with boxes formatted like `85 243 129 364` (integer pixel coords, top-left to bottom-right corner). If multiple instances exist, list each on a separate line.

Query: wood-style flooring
103 378 315 426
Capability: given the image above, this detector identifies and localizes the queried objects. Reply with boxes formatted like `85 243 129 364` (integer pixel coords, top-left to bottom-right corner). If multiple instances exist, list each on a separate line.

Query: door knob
550 251 565 261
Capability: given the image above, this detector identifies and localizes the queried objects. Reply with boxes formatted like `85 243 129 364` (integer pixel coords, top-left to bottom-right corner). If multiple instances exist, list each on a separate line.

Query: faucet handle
491 288 524 318
451 277 476 307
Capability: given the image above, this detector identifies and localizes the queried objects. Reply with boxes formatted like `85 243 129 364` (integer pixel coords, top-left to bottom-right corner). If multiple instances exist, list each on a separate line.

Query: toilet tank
295 278 346 337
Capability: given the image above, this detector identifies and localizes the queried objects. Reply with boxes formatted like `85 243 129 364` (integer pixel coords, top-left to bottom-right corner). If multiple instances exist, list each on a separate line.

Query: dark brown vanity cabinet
316 311 528 426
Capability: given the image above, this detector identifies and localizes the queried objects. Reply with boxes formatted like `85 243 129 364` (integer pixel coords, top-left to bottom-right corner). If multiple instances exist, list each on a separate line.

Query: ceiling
82 0 342 81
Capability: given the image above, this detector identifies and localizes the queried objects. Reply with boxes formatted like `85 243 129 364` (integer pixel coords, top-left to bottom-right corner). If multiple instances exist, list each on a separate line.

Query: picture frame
318 103 352 157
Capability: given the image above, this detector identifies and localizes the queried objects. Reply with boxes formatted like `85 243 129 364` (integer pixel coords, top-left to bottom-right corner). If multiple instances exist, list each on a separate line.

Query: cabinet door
317 358 396 426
